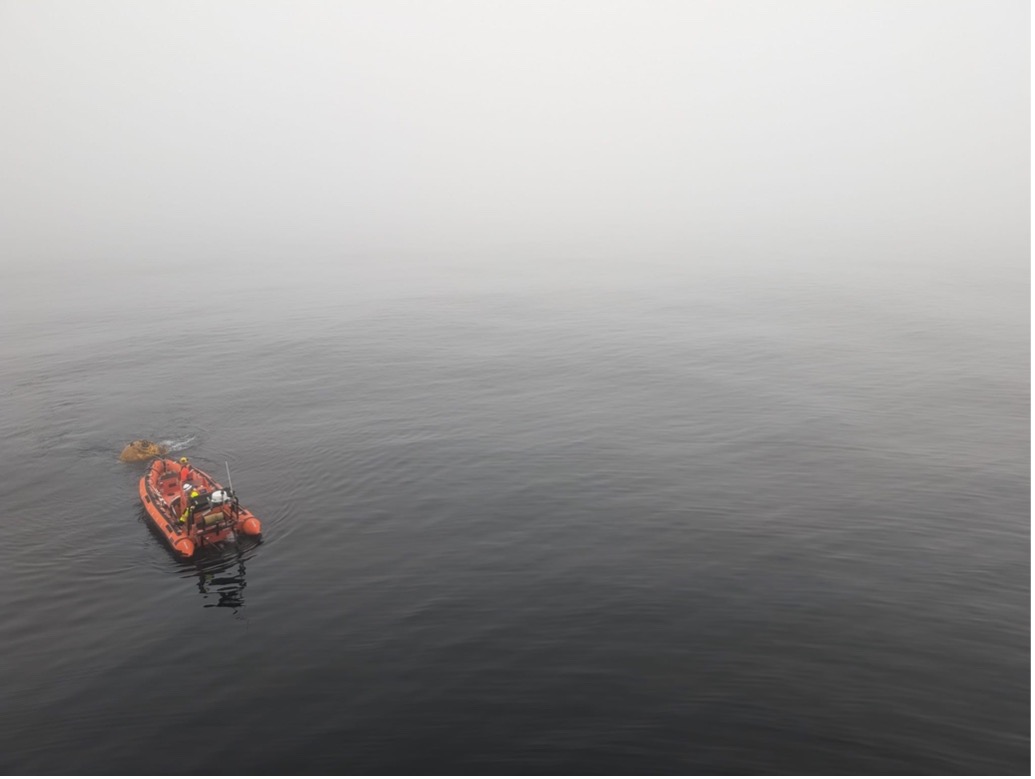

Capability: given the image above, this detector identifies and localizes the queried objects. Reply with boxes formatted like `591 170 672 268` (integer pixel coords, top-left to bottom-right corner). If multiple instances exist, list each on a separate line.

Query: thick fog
0 0 1028 274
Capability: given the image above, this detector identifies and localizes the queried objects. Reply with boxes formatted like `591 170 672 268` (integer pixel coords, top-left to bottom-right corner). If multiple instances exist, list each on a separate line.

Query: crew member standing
179 456 192 486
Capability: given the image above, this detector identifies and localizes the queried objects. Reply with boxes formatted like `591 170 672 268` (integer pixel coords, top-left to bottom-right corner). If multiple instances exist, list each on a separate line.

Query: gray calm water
1 252 1028 773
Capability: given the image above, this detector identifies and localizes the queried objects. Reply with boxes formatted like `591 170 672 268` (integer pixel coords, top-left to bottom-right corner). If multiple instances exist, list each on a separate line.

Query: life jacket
181 490 202 524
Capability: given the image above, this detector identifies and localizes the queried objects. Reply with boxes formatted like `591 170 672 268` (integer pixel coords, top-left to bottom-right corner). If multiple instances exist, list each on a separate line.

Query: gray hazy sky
0 0 1028 266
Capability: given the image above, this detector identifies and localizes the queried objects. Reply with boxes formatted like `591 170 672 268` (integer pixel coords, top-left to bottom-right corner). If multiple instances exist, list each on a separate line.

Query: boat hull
139 458 261 559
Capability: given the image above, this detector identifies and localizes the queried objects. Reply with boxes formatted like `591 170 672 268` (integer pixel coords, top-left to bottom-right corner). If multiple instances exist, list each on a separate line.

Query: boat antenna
225 460 235 495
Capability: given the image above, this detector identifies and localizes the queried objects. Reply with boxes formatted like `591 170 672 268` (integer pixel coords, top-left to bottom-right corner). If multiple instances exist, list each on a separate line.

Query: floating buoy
119 440 168 462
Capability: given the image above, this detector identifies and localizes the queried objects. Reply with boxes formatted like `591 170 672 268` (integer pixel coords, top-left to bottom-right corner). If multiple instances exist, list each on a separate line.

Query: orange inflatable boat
139 458 262 558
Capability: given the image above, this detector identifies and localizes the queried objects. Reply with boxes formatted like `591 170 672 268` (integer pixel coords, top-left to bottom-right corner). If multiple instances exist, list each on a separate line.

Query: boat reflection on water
187 538 262 613
197 557 247 610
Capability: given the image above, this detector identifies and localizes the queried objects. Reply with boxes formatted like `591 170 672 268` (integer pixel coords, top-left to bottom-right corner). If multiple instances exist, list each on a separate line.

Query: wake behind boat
139 457 262 558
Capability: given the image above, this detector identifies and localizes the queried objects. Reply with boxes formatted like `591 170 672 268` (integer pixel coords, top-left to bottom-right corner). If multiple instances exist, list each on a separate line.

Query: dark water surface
1 254 1028 773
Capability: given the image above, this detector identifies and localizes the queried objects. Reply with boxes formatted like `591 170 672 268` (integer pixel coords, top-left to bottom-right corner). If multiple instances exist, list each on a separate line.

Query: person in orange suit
178 456 192 486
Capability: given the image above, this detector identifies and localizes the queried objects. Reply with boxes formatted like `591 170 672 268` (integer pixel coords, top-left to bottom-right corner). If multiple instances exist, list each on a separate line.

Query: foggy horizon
1 0 1028 271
